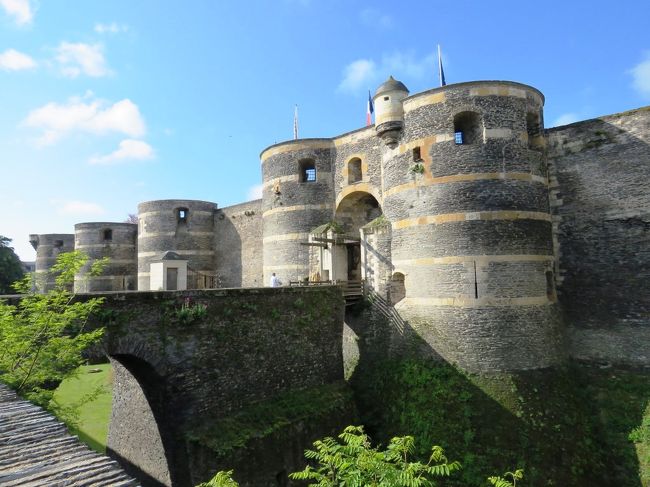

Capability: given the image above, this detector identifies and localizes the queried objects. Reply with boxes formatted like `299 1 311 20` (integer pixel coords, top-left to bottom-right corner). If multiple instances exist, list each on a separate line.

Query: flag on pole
293 104 299 140
366 90 374 126
438 44 446 87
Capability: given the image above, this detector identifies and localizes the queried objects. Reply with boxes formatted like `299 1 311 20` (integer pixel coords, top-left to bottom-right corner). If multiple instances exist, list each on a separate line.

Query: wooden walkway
0 384 138 487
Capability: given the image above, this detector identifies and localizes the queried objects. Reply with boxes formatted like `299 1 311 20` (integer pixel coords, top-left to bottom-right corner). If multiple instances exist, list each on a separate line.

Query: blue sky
1 0 649 260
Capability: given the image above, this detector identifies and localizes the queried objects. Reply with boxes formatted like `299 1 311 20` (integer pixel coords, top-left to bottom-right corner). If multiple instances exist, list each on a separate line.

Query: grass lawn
52 363 113 453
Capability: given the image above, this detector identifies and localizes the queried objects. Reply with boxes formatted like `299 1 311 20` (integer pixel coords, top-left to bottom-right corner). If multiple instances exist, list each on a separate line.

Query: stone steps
0 383 139 486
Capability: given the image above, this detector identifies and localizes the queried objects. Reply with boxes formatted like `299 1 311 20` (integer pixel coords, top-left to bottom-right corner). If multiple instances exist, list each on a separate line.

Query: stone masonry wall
214 200 262 288
261 141 335 284
100 286 345 486
547 107 650 366
382 81 562 372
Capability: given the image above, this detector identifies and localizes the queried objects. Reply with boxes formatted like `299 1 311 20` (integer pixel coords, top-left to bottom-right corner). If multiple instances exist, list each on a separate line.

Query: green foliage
0 251 105 408
410 162 425 175
186 382 353 457
290 425 461 486
312 220 345 235
364 215 389 229
0 236 24 294
175 298 208 325
488 469 524 487
197 470 239 487
351 357 650 486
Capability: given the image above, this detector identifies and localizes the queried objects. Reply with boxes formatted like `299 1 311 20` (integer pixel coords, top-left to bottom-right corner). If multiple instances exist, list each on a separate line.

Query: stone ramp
0 384 139 486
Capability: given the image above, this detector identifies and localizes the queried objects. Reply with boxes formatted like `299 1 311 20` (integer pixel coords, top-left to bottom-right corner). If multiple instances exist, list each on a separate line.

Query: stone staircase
0 384 139 487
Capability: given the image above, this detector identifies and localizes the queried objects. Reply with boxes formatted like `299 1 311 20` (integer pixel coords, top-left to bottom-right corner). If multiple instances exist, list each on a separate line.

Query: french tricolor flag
366 90 374 126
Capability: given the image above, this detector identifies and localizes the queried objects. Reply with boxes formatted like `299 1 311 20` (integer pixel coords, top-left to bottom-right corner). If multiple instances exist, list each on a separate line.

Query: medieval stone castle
29 77 650 372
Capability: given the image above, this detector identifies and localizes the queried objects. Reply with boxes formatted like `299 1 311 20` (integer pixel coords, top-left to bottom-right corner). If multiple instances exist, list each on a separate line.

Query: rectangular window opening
305 168 316 182
412 146 422 161
455 132 464 145
177 208 189 223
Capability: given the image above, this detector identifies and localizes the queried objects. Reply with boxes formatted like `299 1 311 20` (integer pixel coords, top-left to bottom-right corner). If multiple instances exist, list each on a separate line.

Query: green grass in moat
52 363 112 453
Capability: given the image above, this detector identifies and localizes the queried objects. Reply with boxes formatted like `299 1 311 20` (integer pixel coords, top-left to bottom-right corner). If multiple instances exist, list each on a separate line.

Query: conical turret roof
374 76 409 97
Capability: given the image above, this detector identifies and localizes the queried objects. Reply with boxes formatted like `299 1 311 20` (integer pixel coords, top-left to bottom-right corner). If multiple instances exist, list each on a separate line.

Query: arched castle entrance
309 191 392 296
335 192 383 283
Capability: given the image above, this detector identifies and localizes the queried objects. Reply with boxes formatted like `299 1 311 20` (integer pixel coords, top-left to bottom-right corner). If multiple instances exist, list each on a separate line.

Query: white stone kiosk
149 251 188 291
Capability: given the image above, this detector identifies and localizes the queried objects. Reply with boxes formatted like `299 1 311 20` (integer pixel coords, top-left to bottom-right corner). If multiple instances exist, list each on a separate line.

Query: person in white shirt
269 273 280 287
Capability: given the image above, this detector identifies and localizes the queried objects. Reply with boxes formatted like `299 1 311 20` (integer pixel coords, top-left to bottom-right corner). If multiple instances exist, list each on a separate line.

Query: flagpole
366 90 374 126
437 44 446 87
293 104 298 140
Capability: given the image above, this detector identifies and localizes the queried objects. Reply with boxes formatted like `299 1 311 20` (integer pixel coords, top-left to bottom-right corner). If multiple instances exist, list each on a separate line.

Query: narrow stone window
103 229 113 241
453 111 483 145
384 96 390 101
527 111 543 150
299 159 316 183
546 270 555 300
177 207 189 223
412 147 422 161
348 157 362 184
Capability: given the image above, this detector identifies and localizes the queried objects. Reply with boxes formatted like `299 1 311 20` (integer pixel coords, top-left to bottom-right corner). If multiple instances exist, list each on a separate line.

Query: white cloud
94 22 128 34
360 8 392 29
338 59 376 93
0 48 36 70
338 50 435 94
551 113 579 127
247 184 263 200
23 96 146 145
0 0 33 25
57 200 105 216
630 55 650 98
55 42 110 78
89 139 155 165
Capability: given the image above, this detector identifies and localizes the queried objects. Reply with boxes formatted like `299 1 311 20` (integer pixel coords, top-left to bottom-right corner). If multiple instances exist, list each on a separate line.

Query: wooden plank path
0 384 139 487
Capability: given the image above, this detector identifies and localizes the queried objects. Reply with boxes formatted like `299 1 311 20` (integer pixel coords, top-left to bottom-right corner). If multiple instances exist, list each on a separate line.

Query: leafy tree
290 425 461 486
0 251 105 408
197 470 239 487
0 235 24 294
197 427 525 487
488 469 524 487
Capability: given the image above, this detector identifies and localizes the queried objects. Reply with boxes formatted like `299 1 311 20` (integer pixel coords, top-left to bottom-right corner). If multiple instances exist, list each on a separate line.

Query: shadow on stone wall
343 300 650 487
214 211 243 287
547 113 650 366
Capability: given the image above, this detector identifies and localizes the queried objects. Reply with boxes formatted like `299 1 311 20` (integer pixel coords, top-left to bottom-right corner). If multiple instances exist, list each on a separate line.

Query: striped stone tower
73 222 137 292
137 199 217 290
380 80 563 371
29 233 75 292
261 140 335 285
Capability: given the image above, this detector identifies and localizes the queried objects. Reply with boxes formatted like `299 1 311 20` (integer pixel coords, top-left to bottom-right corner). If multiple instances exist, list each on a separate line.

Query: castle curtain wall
547 108 650 366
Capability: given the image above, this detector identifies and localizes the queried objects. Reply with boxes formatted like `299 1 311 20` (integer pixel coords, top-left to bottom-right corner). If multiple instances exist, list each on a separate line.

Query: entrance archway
334 192 383 282
107 354 177 487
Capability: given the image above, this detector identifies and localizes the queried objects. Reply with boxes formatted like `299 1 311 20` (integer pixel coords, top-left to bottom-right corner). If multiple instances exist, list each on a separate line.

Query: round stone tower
137 200 217 290
260 139 335 284
73 222 137 293
29 233 75 292
373 76 410 147
380 80 562 371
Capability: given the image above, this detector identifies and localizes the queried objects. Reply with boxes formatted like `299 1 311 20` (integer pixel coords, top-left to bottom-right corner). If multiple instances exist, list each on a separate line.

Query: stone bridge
96 286 345 487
